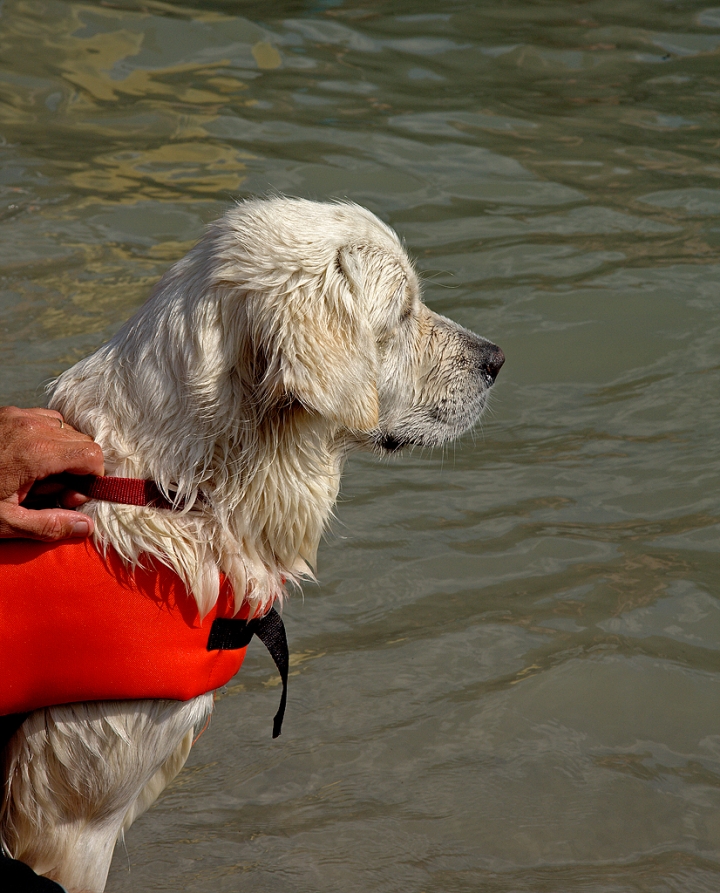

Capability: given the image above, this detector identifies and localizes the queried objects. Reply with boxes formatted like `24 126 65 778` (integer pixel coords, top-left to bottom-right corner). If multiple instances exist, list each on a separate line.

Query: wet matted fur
0 198 504 892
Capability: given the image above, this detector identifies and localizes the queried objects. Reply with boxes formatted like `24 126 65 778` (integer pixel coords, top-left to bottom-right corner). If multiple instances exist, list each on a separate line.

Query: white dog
0 198 503 892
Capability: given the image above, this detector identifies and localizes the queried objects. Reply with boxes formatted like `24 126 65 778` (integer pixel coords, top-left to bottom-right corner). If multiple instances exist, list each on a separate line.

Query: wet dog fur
0 198 503 891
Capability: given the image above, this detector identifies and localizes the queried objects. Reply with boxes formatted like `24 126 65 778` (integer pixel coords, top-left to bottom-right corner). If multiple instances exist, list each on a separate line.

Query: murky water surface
2 1 720 890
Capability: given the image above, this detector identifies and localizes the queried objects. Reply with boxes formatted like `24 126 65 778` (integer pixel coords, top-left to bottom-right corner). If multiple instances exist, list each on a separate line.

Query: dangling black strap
251 609 289 739
207 606 289 738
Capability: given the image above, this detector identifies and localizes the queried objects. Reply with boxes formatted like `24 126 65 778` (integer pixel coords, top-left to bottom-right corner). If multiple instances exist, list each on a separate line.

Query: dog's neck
52 379 344 617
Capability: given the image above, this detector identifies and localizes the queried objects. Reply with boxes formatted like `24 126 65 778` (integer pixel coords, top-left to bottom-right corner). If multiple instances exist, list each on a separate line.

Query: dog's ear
261 246 383 432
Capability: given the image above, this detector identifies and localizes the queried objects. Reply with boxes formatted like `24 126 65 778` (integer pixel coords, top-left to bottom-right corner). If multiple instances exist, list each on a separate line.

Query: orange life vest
0 538 258 716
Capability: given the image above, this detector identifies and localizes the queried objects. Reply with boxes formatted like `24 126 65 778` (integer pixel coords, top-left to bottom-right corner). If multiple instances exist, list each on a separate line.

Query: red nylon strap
64 474 178 510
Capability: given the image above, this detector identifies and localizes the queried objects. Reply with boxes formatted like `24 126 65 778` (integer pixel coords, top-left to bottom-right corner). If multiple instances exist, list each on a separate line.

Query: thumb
0 504 93 541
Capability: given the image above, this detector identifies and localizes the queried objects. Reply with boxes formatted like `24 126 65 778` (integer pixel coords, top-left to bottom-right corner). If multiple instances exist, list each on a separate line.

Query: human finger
0 406 97 446
0 406 64 430
19 479 91 510
24 438 105 481
59 490 91 509
23 408 65 426
0 503 93 541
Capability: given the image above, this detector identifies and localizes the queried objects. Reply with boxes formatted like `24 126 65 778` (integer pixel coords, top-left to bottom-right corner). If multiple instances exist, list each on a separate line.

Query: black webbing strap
0 854 67 892
0 712 29 757
207 606 289 738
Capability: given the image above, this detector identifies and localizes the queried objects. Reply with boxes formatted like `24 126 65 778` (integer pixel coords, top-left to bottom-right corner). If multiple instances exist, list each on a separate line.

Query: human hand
0 406 104 541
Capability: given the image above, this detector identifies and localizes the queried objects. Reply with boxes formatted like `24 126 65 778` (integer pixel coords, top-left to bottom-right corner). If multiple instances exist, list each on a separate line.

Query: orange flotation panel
0 538 253 716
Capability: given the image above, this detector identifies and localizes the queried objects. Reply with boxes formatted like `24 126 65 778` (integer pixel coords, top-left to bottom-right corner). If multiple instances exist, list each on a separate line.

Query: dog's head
199 198 503 452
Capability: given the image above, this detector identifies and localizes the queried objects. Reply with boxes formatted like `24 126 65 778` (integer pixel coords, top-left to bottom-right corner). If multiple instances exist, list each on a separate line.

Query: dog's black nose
482 344 505 383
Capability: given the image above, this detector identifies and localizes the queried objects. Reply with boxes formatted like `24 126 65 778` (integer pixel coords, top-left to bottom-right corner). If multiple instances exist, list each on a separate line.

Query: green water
2 1 720 891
